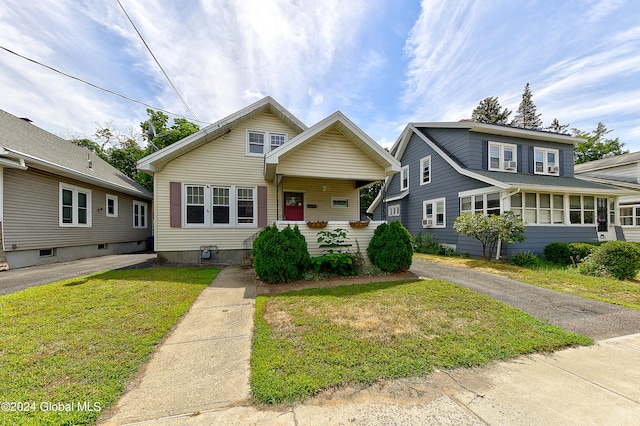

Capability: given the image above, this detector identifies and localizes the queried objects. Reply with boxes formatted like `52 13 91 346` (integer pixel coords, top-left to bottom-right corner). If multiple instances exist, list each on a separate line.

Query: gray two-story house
369 121 630 258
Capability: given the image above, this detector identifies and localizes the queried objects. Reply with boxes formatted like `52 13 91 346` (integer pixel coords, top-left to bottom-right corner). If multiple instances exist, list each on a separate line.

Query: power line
0 45 211 125
116 0 200 123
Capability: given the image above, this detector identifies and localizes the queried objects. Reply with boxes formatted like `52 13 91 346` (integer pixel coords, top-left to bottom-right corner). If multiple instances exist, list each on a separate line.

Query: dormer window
488 142 517 172
246 130 287 156
534 148 559 175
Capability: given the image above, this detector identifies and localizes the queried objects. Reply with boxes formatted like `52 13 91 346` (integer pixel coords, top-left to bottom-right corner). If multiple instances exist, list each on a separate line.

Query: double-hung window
133 201 147 228
570 195 595 224
106 194 118 217
247 130 287 155
534 148 560 175
400 166 409 190
460 192 501 216
488 142 517 172
423 198 445 227
60 183 91 227
420 156 431 185
184 184 256 227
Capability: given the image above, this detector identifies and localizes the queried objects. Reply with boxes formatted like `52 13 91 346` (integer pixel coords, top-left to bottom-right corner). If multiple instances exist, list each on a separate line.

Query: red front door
284 192 304 221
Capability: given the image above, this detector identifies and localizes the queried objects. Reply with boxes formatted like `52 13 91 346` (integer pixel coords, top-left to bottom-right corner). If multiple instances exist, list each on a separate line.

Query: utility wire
0 45 211 125
116 0 200 123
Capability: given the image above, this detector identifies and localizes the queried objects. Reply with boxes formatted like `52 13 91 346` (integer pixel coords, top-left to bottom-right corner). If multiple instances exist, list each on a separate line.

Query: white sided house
138 97 401 265
0 109 153 270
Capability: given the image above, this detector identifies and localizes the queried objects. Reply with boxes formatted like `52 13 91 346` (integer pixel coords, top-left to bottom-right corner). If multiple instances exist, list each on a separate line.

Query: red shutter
170 182 181 228
258 186 268 228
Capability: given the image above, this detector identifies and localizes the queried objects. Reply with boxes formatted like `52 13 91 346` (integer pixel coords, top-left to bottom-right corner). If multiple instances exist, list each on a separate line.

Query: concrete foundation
156 249 249 266
5 240 148 270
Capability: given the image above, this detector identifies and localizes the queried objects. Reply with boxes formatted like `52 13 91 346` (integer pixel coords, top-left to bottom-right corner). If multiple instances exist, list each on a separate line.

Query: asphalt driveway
411 258 640 340
0 253 156 296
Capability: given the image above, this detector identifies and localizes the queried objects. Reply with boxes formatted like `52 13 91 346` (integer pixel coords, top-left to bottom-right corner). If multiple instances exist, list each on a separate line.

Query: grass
415 253 640 310
0 267 218 426
251 279 590 404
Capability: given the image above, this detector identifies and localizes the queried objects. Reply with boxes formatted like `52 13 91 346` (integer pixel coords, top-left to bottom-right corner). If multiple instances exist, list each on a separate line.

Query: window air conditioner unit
548 166 559 173
422 219 433 227
504 161 517 170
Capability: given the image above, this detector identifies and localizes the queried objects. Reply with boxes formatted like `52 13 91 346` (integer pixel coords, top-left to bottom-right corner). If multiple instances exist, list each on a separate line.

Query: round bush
252 225 311 283
544 242 571 265
367 221 413 272
510 251 539 267
578 241 640 280
568 242 599 263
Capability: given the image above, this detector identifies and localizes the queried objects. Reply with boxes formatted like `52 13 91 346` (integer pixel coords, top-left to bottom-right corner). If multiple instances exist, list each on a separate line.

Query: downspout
495 188 521 260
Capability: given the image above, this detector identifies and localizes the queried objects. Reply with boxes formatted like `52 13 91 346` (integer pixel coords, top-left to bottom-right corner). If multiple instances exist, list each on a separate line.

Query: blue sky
0 0 639 150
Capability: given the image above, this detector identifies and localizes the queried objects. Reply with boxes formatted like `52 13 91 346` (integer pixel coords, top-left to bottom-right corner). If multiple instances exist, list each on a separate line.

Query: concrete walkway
99 264 640 425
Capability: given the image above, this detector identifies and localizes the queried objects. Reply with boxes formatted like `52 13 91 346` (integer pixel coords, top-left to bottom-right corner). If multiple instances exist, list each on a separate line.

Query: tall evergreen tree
511 83 543 129
471 97 512 125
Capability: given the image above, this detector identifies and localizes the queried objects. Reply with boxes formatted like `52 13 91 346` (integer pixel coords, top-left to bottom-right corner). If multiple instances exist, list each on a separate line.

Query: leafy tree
510 83 542 129
453 211 526 260
70 138 108 160
573 122 628 164
141 109 200 151
546 118 570 134
360 181 382 217
472 97 512 125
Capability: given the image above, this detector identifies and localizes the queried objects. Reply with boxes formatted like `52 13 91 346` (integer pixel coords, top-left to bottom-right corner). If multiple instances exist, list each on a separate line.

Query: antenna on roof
87 152 93 169
146 120 167 152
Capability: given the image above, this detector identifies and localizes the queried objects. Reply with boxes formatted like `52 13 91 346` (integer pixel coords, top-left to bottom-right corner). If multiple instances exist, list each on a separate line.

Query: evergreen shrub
252 225 311 283
367 221 413 272
579 241 640 280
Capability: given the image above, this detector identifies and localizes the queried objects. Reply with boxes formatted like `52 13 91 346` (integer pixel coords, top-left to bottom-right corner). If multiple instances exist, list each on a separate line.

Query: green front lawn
0 267 218 426
415 253 640 310
251 279 590 404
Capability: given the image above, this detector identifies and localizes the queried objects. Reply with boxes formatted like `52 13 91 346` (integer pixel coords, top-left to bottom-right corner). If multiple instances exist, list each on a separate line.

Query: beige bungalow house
138 97 401 265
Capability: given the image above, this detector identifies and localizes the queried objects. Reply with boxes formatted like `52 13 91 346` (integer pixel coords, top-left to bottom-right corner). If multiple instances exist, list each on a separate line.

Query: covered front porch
263 111 401 261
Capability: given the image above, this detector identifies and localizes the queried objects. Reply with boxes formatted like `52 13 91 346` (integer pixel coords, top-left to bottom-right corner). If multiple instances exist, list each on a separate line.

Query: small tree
573 122 628 164
453 211 526 260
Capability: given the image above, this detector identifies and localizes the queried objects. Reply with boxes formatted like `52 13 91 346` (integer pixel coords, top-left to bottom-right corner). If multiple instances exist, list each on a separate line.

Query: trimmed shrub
510 251 540 267
568 242 599 264
544 242 571 265
252 225 311 283
579 241 640 280
367 221 413 272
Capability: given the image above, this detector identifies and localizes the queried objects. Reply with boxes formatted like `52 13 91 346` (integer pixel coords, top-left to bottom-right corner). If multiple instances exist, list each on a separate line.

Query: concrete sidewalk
100 266 640 425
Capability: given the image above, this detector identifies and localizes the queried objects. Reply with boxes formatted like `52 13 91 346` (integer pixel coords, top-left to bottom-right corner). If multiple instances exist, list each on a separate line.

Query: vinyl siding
396 132 488 245
505 226 598 257
277 129 385 180
421 128 470 167
280 176 360 221
3 167 151 251
154 111 302 251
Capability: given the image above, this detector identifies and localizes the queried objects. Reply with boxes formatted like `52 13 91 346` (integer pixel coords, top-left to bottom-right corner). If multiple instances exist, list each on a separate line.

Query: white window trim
620 204 639 227
460 192 502 216
106 194 118 217
420 155 431 186
508 192 601 226
59 183 92 227
423 198 446 228
246 130 288 156
400 165 409 191
388 204 400 217
133 201 148 229
534 147 560 176
182 184 257 228
331 197 349 208
488 142 517 173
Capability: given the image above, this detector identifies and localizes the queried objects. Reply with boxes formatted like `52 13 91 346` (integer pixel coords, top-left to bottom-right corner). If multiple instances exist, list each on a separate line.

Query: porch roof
264 111 401 181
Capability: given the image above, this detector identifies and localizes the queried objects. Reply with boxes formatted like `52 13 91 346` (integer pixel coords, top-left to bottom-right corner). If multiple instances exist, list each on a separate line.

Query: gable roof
574 152 640 191
138 96 307 173
264 110 401 181
0 109 151 199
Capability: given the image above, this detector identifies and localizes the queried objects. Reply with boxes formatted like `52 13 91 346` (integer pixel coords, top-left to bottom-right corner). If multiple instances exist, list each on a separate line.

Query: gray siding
505 226 598 257
3 168 152 252
391 132 488 245
420 128 470 167
466 131 574 177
